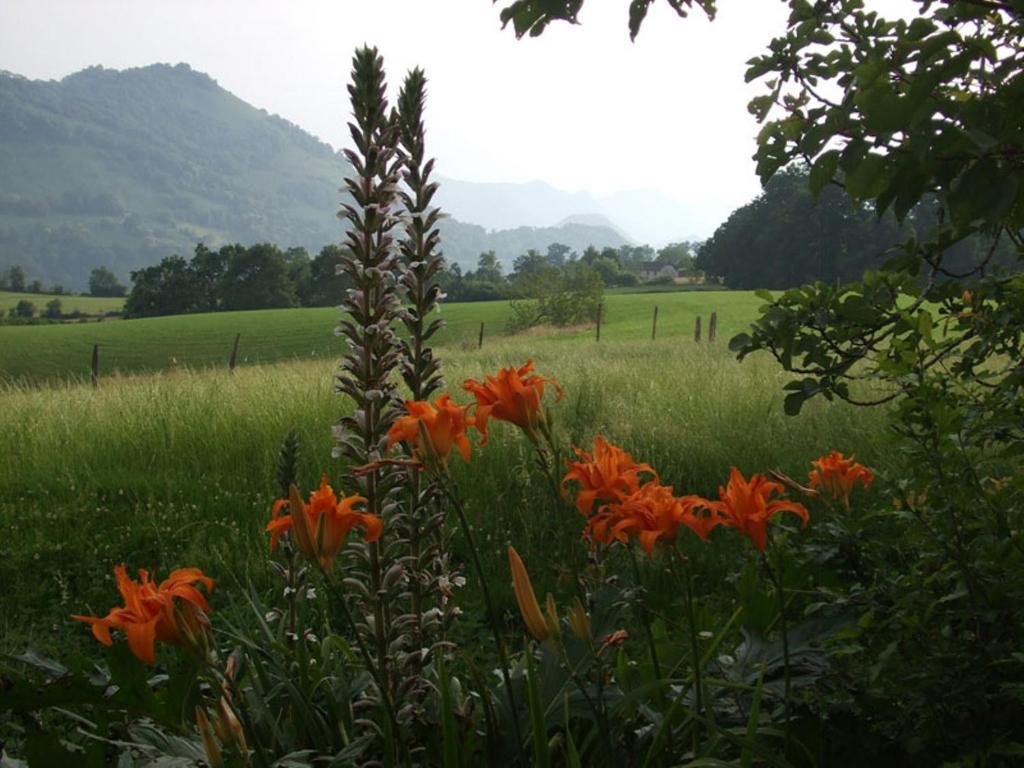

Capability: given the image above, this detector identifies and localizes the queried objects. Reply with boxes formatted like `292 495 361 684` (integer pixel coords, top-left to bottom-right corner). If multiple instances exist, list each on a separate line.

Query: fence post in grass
694 315 702 343
90 343 99 387
596 303 603 342
652 305 659 341
709 311 717 343
478 322 484 349
229 333 241 373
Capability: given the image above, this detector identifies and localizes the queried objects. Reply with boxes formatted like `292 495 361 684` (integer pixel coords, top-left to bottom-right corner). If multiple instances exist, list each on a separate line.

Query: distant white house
638 262 679 281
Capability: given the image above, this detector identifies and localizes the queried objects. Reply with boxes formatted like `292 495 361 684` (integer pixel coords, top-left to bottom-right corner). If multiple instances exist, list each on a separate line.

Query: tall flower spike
396 67 447 402
808 450 874 507
389 65 460 715
713 467 810 551
462 359 563 444
72 564 213 664
332 46 407 730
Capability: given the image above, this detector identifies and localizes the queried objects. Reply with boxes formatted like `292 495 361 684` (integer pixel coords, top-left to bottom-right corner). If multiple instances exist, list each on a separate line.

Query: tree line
117 239 699 319
123 243 349 317
1 263 127 298
696 166 1017 290
440 241 698 302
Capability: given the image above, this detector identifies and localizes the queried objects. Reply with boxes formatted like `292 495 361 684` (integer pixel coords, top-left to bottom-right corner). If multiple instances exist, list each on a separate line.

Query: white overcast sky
0 0 793 232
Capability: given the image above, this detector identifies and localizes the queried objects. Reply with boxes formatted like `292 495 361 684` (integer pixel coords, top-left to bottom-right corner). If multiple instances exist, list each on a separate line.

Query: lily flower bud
508 547 548 642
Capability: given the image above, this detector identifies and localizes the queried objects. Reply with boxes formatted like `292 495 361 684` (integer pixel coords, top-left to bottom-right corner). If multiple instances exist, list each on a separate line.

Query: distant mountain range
0 64 672 290
435 178 703 246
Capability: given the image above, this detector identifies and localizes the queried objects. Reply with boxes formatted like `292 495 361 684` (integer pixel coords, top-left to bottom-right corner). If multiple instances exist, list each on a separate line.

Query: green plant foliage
492 0 1024 762
508 261 604 332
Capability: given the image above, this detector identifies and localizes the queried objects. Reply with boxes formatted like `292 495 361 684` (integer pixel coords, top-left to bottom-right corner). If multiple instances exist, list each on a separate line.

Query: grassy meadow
0 304 897 656
0 289 125 316
0 290 762 383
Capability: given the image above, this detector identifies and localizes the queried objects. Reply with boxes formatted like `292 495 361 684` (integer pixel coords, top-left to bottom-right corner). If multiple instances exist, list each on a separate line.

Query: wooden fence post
596 303 603 342
229 333 241 373
651 305 659 341
91 344 99 387
709 311 717 343
478 322 484 350
694 316 702 343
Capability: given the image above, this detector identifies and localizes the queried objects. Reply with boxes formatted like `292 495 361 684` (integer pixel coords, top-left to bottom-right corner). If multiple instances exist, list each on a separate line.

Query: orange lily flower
72 564 213 664
462 359 563 444
808 451 874 506
587 481 726 555
712 467 810 550
561 436 658 516
267 476 381 569
386 394 473 466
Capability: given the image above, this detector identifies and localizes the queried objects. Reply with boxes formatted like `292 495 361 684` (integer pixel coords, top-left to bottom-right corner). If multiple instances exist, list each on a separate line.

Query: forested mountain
0 64 627 289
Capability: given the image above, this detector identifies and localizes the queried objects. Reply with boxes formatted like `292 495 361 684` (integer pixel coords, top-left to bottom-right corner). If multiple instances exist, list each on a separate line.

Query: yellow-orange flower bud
567 598 592 644
508 547 549 642
214 697 248 756
544 593 562 646
196 706 224 768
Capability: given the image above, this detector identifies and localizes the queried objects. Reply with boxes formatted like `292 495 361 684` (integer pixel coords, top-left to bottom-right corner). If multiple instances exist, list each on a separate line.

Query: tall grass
0 335 895 654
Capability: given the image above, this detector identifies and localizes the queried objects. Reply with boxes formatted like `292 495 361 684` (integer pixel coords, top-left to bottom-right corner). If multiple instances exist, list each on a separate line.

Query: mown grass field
0 291 761 383
0 289 125 316
0 308 896 656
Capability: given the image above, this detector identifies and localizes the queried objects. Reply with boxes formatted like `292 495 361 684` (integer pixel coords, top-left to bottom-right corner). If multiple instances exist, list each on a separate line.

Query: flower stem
762 547 792 755
535 433 587 607
443 482 526 764
671 546 706 755
627 546 665 684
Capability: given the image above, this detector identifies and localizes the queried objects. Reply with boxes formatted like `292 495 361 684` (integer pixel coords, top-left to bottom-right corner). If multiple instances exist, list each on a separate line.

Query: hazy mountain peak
556 214 634 243
435 177 703 246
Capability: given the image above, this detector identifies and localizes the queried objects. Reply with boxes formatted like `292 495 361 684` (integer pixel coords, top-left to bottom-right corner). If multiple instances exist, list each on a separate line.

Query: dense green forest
0 64 627 290
697 167 1015 289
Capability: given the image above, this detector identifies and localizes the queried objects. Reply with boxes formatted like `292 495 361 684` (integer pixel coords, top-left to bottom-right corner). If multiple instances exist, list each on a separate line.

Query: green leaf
438 655 462 768
949 157 1021 228
844 153 888 201
784 391 807 416
563 695 582 768
740 664 767 768
524 644 551 768
628 0 652 40
809 150 840 198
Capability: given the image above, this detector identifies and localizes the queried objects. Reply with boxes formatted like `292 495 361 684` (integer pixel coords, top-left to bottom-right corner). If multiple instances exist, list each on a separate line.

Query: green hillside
0 65 627 290
0 290 758 383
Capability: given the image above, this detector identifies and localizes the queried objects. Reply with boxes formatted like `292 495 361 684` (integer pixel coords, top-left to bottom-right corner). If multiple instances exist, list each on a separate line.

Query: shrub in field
507 260 604 333
9 299 35 319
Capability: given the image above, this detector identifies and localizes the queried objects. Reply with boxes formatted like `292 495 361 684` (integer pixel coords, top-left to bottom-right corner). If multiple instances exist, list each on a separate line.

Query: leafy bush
9 299 35 318
508 261 604 332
